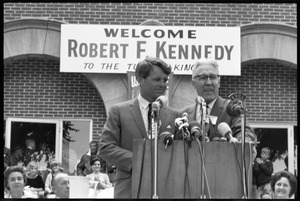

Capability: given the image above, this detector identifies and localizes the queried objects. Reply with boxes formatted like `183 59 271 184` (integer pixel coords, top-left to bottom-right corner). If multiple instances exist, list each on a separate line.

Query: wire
183 139 191 198
246 143 254 198
196 139 212 198
161 140 174 198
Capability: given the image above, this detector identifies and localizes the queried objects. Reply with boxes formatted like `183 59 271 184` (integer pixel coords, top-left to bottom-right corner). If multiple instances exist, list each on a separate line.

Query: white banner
60 24 241 75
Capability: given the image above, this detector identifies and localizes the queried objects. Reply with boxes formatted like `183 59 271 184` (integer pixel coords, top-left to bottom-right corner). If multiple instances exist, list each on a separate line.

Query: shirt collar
138 93 151 109
207 98 217 109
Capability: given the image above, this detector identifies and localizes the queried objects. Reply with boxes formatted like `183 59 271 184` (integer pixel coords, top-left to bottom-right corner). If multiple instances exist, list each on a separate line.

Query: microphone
175 113 191 143
226 100 244 117
226 92 246 117
188 121 201 140
175 112 189 130
189 121 210 142
217 122 238 143
152 95 168 112
159 131 174 148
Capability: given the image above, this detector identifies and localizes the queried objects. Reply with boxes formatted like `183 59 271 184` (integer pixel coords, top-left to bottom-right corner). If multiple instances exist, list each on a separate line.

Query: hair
90 156 101 166
270 170 297 198
25 138 36 149
135 56 171 79
89 140 98 145
27 161 38 170
4 166 27 190
52 172 69 187
192 58 219 79
261 147 271 155
49 160 64 171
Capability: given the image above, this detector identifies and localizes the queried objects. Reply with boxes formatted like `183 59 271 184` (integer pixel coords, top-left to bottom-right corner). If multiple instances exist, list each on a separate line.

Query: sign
60 25 241 75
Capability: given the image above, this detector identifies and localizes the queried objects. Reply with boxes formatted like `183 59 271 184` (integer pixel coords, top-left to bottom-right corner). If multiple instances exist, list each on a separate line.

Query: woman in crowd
270 170 297 199
4 165 37 198
44 160 64 195
25 161 44 190
86 156 112 190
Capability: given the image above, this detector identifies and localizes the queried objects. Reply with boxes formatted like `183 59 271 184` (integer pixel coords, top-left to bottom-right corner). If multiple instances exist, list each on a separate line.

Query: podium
132 139 253 199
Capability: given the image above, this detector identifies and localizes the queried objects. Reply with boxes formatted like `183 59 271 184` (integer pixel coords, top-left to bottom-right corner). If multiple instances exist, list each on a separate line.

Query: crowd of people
4 57 297 199
4 140 112 199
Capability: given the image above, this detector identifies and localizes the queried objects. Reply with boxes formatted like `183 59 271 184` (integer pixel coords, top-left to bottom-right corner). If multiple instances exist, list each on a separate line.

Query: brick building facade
3 3 297 183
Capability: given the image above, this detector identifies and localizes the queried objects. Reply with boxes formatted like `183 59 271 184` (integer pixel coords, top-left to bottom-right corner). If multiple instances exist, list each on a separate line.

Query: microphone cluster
175 113 192 143
161 112 239 149
174 113 210 143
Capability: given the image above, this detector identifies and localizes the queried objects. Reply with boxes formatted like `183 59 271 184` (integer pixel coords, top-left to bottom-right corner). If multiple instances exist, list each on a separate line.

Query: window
250 123 296 175
61 120 92 175
5 118 92 175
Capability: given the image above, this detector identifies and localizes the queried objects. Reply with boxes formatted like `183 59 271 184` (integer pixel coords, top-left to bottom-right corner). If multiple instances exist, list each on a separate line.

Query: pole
151 111 159 199
200 100 207 199
240 108 248 199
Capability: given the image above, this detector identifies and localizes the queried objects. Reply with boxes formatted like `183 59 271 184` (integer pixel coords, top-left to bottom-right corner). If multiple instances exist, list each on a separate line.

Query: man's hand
256 157 263 164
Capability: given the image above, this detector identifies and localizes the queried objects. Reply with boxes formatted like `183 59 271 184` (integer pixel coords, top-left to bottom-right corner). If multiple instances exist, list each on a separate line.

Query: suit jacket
76 152 93 176
177 96 257 142
99 97 179 198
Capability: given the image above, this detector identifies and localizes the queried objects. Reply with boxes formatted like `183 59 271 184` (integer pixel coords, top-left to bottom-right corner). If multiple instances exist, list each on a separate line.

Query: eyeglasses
193 74 219 82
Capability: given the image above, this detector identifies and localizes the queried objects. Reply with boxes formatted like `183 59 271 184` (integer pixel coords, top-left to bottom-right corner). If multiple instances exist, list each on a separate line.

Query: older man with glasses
177 58 257 143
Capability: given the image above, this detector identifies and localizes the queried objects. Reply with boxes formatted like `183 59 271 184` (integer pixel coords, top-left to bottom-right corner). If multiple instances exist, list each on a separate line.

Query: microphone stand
151 109 159 199
200 100 207 199
240 105 248 199
228 92 248 199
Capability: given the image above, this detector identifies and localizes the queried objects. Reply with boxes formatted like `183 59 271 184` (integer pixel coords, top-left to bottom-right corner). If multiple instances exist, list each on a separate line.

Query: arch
241 23 297 68
4 19 297 111
4 18 64 63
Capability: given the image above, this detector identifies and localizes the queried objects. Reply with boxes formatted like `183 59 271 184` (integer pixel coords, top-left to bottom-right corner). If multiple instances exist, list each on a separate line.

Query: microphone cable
232 137 252 199
232 141 244 194
137 138 146 198
246 142 254 197
183 139 191 198
161 140 175 198
196 138 212 199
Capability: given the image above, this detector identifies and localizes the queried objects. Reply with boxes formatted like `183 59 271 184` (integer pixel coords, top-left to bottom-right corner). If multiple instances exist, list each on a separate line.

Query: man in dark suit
99 57 179 198
178 58 257 142
76 141 100 176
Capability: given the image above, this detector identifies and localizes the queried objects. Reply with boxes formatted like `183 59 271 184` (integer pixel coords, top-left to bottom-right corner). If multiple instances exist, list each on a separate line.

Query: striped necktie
205 105 211 134
147 103 152 139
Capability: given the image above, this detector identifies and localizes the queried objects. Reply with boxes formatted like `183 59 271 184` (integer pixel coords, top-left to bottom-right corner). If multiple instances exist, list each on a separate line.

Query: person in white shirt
86 156 112 190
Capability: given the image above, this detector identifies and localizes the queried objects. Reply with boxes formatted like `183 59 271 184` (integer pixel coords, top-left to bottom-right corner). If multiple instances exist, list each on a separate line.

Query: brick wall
220 62 297 122
4 58 106 139
3 3 296 26
3 3 297 140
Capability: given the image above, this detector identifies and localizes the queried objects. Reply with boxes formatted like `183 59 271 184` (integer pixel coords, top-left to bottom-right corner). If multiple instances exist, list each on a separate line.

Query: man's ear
136 76 142 84
192 80 196 89
52 185 56 193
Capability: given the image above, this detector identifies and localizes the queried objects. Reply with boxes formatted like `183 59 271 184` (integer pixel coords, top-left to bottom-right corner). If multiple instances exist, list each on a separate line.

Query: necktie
147 103 152 139
205 105 210 134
